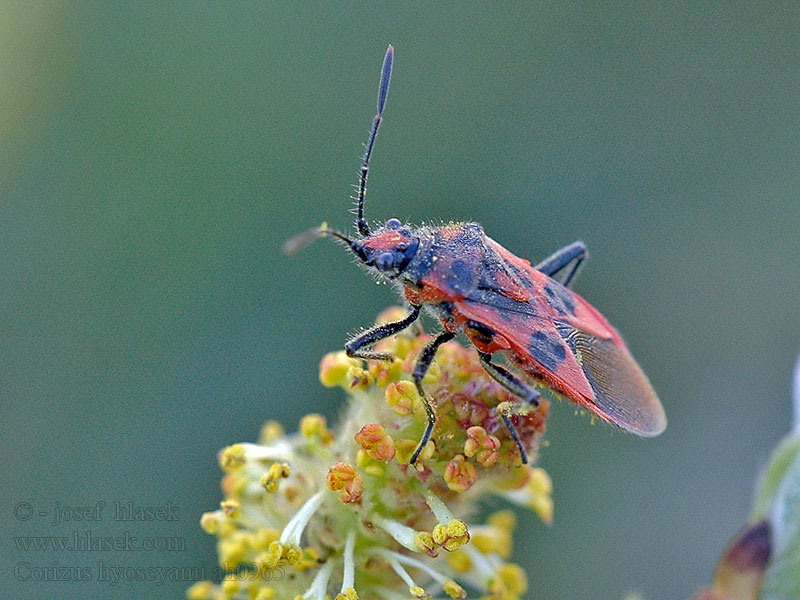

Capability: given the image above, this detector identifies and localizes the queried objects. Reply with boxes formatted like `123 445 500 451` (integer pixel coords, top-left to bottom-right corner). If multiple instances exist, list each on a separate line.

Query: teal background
2 3 799 598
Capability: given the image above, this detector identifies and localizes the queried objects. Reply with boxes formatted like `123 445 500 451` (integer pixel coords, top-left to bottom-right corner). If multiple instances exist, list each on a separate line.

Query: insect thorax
399 223 491 293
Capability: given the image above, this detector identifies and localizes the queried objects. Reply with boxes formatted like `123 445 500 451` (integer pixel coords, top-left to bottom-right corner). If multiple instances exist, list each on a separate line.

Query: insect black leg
409 330 456 465
345 304 421 361
477 352 541 464
478 352 541 406
534 240 588 288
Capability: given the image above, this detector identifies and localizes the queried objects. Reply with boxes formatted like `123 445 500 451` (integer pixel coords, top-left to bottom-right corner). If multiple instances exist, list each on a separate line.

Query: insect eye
385 218 402 229
375 252 395 272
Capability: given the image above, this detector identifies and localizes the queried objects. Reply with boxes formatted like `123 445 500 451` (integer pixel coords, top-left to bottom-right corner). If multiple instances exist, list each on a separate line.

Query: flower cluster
189 308 553 600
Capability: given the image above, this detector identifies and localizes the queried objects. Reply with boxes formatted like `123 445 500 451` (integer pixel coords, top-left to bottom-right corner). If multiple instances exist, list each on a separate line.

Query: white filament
280 491 325 546
341 530 356 592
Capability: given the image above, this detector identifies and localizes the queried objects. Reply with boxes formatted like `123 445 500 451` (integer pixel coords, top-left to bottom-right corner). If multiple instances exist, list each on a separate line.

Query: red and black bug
290 46 667 465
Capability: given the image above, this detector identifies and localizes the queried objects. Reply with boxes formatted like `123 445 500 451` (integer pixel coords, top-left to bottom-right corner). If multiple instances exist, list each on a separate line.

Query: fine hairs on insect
287 46 666 466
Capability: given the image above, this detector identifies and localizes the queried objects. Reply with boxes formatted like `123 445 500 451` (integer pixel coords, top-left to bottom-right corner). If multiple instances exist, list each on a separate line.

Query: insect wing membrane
558 323 667 436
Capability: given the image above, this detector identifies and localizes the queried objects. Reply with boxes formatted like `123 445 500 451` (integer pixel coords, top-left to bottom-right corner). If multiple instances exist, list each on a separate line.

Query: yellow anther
354 423 396 461
319 352 359 388
444 579 467 599
221 574 239 595
432 519 470 552
385 381 422 416
409 585 428 599
259 420 285 443
444 455 477 492
199 511 219 534
220 499 240 518
218 444 246 472
261 462 292 493
414 531 438 557
300 413 333 444
186 581 214 600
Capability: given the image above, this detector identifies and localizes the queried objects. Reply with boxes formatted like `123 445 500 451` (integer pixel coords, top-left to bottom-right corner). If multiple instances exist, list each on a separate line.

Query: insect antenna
499 410 528 465
282 223 363 257
282 226 324 254
355 45 393 237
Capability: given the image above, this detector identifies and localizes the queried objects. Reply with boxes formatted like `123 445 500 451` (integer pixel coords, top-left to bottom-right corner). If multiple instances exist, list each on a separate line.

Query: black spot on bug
504 262 533 289
465 290 538 317
478 252 533 295
467 320 496 345
449 259 473 294
545 282 576 316
477 265 499 291
528 330 567 371
405 240 436 283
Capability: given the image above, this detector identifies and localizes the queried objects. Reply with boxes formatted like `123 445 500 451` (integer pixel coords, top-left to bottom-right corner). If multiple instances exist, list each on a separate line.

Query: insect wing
555 320 667 436
464 238 666 436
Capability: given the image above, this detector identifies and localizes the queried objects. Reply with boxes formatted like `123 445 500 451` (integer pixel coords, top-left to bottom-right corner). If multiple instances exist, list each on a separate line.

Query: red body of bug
366 221 666 438
293 46 666 464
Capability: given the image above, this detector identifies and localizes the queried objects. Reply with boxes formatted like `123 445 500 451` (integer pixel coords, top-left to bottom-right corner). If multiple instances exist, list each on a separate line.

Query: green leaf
752 435 800 522
758 442 800 600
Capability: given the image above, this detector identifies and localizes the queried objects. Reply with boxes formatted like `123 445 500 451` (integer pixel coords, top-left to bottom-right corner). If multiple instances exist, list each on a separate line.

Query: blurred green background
2 3 799 598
